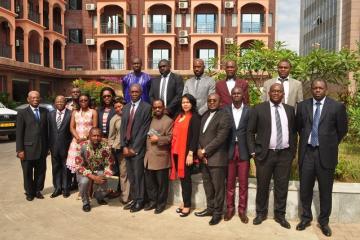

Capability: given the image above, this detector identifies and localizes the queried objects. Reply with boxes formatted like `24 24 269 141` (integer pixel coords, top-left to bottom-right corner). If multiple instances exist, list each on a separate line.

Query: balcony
53 23 62 34
195 23 217 34
148 23 171 34
101 59 125 70
0 0 10 10
29 52 40 64
0 44 11 58
100 23 124 34
241 22 264 33
54 59 62 69
28 10 40 24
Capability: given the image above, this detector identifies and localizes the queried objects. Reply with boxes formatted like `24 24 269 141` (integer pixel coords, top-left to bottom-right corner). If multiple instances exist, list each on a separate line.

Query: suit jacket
224 104 251 161
183 75 215 115
108 114 121 150
198 109 232 167
120 100 152 157
262 77 303 107
97 106 116 137
48 109 72 156
247 101 297 162
296 97 348 169
149 72 184 116
144 115 173 170
215 78 249 107
16 106 48 160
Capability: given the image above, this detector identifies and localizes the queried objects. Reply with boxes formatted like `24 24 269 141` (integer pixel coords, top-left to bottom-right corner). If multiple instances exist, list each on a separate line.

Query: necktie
160 76 166 101
310 102 321 147
126 104 136 141
34 108 40 122
195 77 200 92
274 105 282 149
56 111 62 129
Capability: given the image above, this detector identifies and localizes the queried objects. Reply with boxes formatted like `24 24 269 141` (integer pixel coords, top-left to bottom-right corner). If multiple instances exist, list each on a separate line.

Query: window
241 14 264 33
232 14 238 27
68 29 83 43
221 14 225 27
175 14 182 28
196 14 216 33
150 15 170 33
152 49 169 69
101 15 124 34
268 13 273 27
126 15 137 28
68 0 82 10
196 49 215 68
185 14 191 27
105 49 124 69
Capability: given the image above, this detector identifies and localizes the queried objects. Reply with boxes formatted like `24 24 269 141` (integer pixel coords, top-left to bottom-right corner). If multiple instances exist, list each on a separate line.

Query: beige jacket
108 114 121 150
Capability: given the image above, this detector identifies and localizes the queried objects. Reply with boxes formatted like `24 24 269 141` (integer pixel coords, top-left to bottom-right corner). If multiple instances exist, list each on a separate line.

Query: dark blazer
184 112 201 157
97 106 116 137
199 109 232 167
149 72 184 116
247 101 297 162
224 104 251 161
296 97 348 169
215 78 249 107
16 106 48 160
48 109 72 155
120 100 152 157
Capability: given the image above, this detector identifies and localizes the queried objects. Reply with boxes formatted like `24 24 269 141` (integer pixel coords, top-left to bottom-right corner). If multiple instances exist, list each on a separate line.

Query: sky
276 0 301 53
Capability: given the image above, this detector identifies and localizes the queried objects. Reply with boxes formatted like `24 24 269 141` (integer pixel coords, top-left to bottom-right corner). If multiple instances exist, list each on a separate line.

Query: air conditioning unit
179 30 188 37
179 37 188 45
179 1 188 9
85 4 96 11
224 1 234 9
224 38 234 45
86 39 96 45
15 40 20 47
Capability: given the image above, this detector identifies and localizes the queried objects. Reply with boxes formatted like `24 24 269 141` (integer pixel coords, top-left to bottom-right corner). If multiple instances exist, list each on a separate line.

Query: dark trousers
201 164 226 216
300 145 335 226
255 149 292 218
126 155 144 204
173 154 192 208
145 168 169 209
51 151 71 192
226 145 250 214
20 158 46 196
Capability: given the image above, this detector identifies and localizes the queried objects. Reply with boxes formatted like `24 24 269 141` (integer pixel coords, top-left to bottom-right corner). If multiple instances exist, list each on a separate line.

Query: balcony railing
29 52 41 64
148 23 171 34
0 0 11 10
16 52 24 62
28 10 40 24
195 23 217 33
148 58 171 69
101 59 125 70
241 22 264 33
100 23 124 34
53 23 62 34
15 5 23 18
0 44 11 58
54 59 62 69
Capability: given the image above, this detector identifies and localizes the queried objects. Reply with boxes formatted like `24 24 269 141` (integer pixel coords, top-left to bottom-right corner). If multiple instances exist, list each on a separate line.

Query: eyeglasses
102 95 112 99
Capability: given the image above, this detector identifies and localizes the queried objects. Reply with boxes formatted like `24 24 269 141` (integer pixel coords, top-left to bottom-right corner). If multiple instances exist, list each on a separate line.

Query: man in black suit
120 83 152 212
223 87 251 223
247 83 297 229
195 93 232 225
48 95 72 198
16 91 48 201
295 79 348 237
149 59 184 117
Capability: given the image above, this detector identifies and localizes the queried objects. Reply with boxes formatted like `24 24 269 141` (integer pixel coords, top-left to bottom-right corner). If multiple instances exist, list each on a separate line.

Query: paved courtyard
0 138 359 240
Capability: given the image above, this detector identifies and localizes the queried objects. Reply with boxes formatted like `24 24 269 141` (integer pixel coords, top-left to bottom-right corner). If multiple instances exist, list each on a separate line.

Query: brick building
0 0 275 102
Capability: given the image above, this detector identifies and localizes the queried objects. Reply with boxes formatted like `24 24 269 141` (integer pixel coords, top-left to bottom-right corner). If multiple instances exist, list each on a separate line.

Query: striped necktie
56 111 62 129
274 104 282 149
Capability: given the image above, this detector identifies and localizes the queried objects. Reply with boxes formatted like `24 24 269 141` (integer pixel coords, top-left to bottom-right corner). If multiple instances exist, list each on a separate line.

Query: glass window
197 49 215 68
185 14 191 27
175 14 182 28
268 13 272 27
93 15 97 29
241 14 263 33
150 15 170 33
196 14 216 33
68 29 82 43
106 49 124 69
221 14 225 27
152 49 169 69
68 0 82 10
232 14 238 27
127 15 137 28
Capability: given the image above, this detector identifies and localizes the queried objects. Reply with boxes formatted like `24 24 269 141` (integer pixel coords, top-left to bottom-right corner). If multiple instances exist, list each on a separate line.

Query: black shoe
176 207 183 213
154 206 165 214
253 215 267 225
107 191 121 199
35 192 44 199
144 202 156 211
130 202 143 213
97 199 108 205
50 189 62 198
82 204 91 212
26 195 34 201
63 191 70 198
274 217 291 229
296 220 311 231
123 200 135 210
319 224 332 237
179 209 191 217
194 209 213 217
239 213 249 224
209 215 222 225
70 183 78 191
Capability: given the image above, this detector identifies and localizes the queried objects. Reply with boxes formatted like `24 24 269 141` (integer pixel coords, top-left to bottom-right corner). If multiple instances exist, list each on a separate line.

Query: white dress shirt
159 72 171 107
226 78 236 95
30 105 40 119
276 77 289 104
130 99 141 114
202 111 216 133
269 102 289 149
308 97 326 144
56 109 66 123
232 103 243 141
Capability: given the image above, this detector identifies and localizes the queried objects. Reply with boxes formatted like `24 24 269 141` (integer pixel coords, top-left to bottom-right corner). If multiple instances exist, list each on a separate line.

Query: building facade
0 0 275 102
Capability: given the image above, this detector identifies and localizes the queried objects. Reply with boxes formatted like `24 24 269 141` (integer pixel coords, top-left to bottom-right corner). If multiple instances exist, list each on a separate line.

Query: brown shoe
239 213 249 224
224 211 235 221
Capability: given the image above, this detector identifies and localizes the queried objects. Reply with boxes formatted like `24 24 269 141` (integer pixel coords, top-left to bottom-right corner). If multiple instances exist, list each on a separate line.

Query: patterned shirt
122 72 151 103
75 140 113 177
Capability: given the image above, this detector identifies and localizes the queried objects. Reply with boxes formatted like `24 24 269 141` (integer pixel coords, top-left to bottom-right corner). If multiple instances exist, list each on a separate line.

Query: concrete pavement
0 138 359 240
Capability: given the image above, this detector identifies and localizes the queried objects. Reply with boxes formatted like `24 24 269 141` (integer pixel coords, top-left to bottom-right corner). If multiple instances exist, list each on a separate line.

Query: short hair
311 78 328 88
129 83 143 93
181 94 198 114
114 96 126 105
89 127 102 135
158 59 170 66
278 59 292 68
152 99 165 106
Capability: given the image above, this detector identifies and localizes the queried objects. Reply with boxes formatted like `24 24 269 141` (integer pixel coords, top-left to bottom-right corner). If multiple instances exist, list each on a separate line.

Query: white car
0 102 17 140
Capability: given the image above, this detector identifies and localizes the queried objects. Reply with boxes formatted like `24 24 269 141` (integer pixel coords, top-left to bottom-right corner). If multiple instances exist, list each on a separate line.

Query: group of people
15 57 348 237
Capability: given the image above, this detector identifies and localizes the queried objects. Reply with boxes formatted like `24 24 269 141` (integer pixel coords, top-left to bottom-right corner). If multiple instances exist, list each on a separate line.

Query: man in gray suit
262 59 303 107
183 59 215 115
